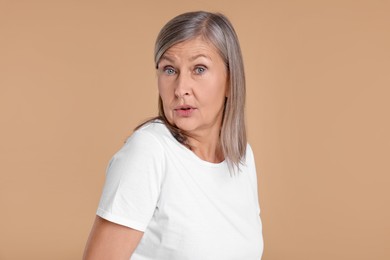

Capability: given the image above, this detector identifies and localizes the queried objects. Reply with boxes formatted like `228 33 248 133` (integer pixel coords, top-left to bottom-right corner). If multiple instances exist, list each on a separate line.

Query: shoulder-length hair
138 11 247 172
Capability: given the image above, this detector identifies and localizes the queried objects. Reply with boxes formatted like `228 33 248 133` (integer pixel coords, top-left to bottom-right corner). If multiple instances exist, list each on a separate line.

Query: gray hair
153 11 247 172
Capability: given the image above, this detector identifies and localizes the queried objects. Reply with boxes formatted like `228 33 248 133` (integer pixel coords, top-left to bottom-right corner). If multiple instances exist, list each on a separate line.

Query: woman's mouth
174 105 196 117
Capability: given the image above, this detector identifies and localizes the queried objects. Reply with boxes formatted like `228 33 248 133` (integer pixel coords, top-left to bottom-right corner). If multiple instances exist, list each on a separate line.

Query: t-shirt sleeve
96 130 165 231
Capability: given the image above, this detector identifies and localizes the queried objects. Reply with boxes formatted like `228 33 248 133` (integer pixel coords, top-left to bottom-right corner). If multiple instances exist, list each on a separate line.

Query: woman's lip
174 105 196 110
174 107 196 117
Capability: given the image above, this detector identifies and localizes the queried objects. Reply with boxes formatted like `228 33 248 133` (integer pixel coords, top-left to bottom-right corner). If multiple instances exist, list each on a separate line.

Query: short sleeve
96 130 165 231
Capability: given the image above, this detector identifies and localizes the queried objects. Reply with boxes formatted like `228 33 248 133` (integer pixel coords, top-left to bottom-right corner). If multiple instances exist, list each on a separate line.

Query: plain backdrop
1 0 389 259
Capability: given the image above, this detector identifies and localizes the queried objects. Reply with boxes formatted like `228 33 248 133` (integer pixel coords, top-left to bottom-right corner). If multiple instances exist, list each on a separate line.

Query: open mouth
174 106 195 116
175 105 195 111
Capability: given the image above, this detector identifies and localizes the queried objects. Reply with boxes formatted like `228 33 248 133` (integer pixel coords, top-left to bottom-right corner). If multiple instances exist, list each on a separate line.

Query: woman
83 11 263 259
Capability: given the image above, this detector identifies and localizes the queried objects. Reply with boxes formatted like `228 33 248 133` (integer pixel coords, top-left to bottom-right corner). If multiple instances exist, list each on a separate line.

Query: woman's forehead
162 37 220 61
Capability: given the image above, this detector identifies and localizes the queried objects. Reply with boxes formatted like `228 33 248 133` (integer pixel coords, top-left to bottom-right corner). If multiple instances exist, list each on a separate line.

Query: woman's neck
186 132 224 163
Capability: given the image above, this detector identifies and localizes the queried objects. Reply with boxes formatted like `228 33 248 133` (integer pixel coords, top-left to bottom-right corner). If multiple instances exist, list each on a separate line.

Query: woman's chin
174 120 197 133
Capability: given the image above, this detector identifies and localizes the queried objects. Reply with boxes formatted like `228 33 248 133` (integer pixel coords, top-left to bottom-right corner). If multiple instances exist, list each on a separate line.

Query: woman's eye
164 67 176 75
194 66 206 74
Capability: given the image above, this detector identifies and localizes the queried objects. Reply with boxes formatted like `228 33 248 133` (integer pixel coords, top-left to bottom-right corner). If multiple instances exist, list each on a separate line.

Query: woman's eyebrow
159 55 175 63
159 53 212 64
190 54 212 61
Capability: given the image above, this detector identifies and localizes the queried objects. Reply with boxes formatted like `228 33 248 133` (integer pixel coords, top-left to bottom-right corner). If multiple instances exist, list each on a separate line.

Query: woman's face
157 37 228 138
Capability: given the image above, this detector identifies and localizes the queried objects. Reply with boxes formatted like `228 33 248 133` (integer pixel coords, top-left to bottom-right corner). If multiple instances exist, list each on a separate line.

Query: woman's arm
83 216 143 260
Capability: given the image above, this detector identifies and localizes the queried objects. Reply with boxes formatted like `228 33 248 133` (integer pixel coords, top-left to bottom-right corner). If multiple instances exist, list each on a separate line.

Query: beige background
1 0 389 259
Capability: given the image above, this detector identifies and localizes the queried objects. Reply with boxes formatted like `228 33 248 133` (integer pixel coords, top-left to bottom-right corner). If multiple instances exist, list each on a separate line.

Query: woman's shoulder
120 119 173 153
111 120 168 165
242 143 257 173
135 119 166 134
245 143 255 161
130 119 171 143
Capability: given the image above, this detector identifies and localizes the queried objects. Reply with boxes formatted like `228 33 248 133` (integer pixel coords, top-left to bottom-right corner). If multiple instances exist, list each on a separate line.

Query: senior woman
83 11 263 260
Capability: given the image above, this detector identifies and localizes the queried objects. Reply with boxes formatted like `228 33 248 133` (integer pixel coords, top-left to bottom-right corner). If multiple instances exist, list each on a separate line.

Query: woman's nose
174 72 192 98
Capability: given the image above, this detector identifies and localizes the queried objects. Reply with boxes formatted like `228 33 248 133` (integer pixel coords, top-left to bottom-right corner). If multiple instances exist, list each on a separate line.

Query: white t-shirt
97 121 263 259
